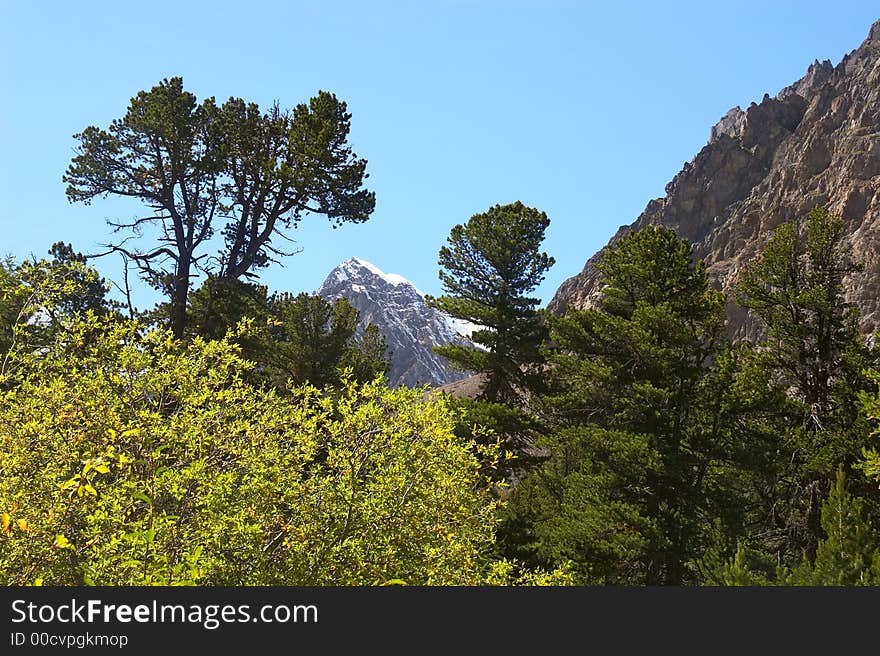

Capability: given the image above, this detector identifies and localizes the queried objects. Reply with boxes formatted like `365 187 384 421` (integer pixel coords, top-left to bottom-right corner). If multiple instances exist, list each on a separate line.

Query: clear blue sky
1 1 877 310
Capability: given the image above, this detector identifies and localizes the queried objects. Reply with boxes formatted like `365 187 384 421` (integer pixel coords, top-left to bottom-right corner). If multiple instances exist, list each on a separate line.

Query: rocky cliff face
549 20 880 338
317 258 477 388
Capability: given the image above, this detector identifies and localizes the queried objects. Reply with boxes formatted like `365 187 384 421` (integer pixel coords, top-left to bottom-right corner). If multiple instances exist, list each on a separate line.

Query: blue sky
1 1 877 310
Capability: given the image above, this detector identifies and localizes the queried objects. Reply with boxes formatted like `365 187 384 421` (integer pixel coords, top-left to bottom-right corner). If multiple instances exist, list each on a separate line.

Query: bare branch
107 253 137 320
107 215 168 230
87 243 179 264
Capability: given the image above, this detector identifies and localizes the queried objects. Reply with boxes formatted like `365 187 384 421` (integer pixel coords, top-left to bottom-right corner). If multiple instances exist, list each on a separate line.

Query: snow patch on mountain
444 315 481 340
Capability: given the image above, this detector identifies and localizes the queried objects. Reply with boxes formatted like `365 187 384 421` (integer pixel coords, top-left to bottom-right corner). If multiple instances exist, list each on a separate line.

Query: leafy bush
0 315 499 585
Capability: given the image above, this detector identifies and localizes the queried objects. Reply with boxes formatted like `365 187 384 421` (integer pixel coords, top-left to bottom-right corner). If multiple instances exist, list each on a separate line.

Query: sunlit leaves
0 313 499 585
53 534 72 549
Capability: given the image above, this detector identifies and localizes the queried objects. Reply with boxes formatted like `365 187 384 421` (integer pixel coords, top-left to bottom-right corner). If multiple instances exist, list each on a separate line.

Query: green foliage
504 226 735 584
0 245 118 377
737 207 867 423
184 282 390 391
186 276 269 342
428 201 555 405
734 207 879 566
483 558 576 586
339 323 391 384
786 469 880 585
716 543 775 586
43 243 118 318
859 369 880 484
0 314 498 585
447 397 540 481
64 77 375 336
718 469 880 586
0 257 25 356
255 292 361 389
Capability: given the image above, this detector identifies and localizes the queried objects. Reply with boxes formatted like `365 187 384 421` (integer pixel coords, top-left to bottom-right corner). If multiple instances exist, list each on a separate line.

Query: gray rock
317 258 478 388
709 106 746 143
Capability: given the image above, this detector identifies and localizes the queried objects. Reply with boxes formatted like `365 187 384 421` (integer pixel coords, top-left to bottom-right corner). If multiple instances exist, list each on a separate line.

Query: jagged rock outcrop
317 258 477 388
550 20 880 338
777 58 835 101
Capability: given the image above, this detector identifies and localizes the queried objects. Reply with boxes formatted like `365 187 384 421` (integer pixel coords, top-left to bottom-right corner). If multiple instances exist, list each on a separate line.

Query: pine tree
503 226 733 584
428 201 554 405
340 323 392 384
186 276 269 341
859 369 880 484
256 293 360 389
787 469 880 585
64 78 374 337
735 207 879 566
0 245 119 370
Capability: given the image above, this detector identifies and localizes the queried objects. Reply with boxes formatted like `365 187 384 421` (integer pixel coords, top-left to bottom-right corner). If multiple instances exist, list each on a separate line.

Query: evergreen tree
737 207 866 426
735 207 879 566
787 469 880 585
428 201 554 405
446 396 541 483
64 77 374 337
859 369 880 484
0 244 119 371
185 280 390 389
186 276 269 342
719 469 880 586
503 226 735 584
340 323 392 384
428 201 554 480
256 293 360 389
44 242 118 317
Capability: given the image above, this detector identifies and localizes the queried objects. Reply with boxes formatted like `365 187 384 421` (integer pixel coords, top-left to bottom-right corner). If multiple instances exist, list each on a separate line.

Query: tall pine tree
735 207 879 567
428 201 554 405
428 202 554 480
503 226 735 584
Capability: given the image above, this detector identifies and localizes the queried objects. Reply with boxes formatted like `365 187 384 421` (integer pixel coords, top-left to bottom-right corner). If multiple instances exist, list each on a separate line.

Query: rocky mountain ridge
549 19 880 339
316 257 477 388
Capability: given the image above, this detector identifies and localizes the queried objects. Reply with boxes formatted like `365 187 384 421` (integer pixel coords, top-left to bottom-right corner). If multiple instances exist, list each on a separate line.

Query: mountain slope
316 257 477 388
549 20 880 339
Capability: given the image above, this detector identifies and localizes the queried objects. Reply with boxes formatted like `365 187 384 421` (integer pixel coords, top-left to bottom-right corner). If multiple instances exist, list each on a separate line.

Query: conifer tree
503 226 733 584
186 276 269 341
257 293 360 389
428 201 554 405
788 469 880 585
735 207 879 566
64 77 375 337
340 323 392 384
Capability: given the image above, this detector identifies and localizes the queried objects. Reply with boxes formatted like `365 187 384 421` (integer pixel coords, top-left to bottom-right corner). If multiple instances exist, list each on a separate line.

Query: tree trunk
170 256 191 338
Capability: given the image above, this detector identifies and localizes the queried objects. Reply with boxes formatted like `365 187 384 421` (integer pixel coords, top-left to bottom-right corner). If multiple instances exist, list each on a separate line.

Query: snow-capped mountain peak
316 258 480 387
332 257 425 295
